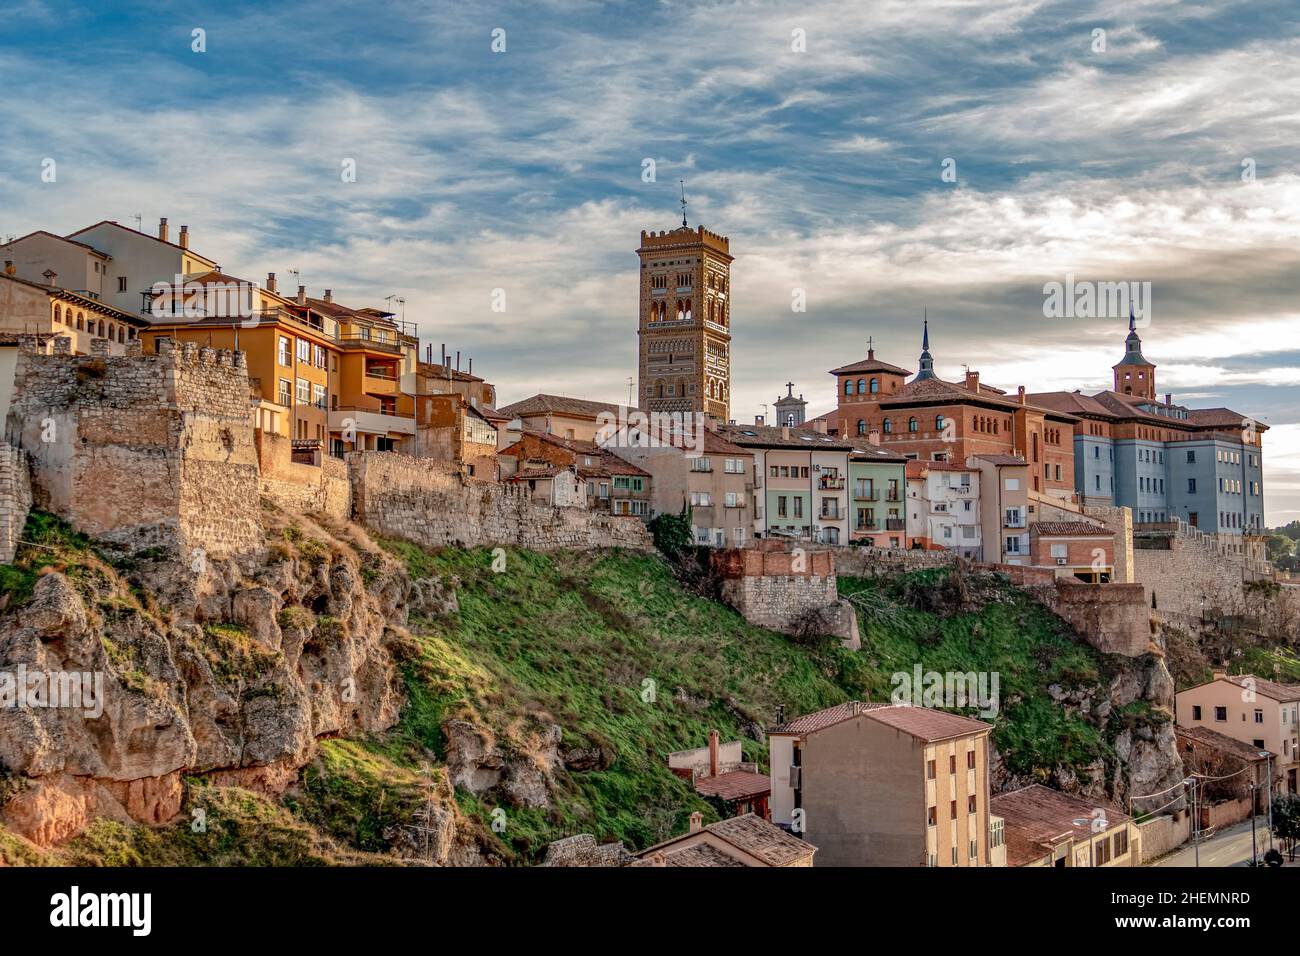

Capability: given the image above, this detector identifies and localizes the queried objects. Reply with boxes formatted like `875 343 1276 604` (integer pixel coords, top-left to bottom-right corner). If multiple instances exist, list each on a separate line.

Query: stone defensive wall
348 451 653 552
4 337 261 559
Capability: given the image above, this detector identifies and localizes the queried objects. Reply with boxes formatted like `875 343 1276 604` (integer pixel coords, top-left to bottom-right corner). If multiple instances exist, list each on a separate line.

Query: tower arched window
856 378 866 394
908 417 917 433
54 305 62 325
883 419 892 434
844 380 853 396
108 323 115 341
935 414 946 432
869 378 879 394
97 320 105 337
685 299 692 321
857 419 866 435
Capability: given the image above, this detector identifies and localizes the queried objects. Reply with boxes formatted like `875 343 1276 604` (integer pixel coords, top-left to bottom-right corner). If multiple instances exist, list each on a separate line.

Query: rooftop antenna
679 180 688 227
132 214 142 232
627 376 634 407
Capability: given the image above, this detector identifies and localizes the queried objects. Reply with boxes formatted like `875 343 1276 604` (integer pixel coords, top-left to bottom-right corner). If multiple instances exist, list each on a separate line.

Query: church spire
914 316 936 381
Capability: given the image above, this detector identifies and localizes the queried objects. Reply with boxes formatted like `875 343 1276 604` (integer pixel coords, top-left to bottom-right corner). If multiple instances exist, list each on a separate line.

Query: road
1151 817 1287 867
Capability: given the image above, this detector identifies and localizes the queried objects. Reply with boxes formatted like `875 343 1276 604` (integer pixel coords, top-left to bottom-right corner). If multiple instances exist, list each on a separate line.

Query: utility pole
1265 752 1275 851
1251 781 1259 865
1188 777 1200 867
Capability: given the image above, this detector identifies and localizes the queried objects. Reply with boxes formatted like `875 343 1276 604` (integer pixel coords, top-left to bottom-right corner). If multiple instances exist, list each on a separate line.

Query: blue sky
2 0 1299 521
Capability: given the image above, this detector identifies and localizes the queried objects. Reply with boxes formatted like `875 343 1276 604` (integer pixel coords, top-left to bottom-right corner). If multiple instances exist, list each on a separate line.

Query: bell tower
1112 311 1156 399
636 201 733 420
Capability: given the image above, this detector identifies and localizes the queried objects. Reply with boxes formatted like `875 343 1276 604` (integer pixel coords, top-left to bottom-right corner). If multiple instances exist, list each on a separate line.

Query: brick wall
348 451 652 551
0 442 31 563
6 338 261 559
832 547 957 577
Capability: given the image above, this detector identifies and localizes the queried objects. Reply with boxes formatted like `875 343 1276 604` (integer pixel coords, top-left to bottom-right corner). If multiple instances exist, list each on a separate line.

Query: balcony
328 407 415 436
821 508 842 520
885 518 906 531
819 476 845 490
337 333 402 355
886 491 902 502
854 488 879 501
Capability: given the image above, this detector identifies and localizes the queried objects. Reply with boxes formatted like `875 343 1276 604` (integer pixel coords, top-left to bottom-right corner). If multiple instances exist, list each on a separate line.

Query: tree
1271 792 1300 861
1265 535 1295 563
647 503 694 560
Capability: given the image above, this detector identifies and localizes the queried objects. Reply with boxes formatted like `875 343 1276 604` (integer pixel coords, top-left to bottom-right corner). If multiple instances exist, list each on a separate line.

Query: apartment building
970 454 1030 565
847 445 908 547
7 219 218 317
716 423 852 544
768 701 998 867
138 272 338 447
904 460 982 557
0 269 147 357
1175 673 1300 794
1028 316 1267 538
607 428 753 547
990 784 1139 867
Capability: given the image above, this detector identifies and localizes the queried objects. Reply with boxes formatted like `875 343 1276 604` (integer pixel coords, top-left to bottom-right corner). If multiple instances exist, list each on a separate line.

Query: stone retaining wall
0 443 31 563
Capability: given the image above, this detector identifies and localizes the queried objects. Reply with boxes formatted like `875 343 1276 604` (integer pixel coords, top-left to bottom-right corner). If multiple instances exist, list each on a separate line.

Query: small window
1214 706 1227 722
1192 705 1202 720
117 277 128 293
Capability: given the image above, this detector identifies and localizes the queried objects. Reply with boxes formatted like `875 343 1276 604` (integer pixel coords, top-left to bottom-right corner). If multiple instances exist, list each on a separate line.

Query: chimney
1165 392 1172 406
297 285 306 306
868 429 881 446
813 419 827 435
266 272 277 294
3 260 14 276
42 269 57 286
456 350 460 372
179 225 189 249
323 289 333 303
965 370 980 392
707 729 720 777
441 344 447 367
755 414 766 426
782 425 790 440
1017 385 1026 405
688 811 703 833
1212 669 1226 681
158 218 169 242
468 357 473 375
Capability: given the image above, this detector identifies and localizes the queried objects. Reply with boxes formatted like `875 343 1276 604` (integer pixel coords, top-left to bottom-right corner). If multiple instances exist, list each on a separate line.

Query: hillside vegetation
0 520 1137 866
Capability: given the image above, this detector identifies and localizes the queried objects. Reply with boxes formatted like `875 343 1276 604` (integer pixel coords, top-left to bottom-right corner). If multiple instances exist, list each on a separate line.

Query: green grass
371 541 1126 861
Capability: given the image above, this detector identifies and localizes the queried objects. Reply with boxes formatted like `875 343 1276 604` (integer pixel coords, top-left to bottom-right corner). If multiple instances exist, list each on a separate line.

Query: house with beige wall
971 453 1030 564
768 701 999 866
1176 673 1300 794
496 393 626 445
990 784 1140 867
607 428 754 547
0 271 146 357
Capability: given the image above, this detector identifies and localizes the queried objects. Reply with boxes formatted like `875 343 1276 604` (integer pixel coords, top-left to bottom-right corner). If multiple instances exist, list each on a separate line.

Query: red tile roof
1031 521 1110 536
972 453 1027 466
829 355 912 376
990 784 1129 867
632 813 815 867
497 393 630 420
769 701 990 741
1218 674 1300 703
693 771 771 802
1176 725 1272 763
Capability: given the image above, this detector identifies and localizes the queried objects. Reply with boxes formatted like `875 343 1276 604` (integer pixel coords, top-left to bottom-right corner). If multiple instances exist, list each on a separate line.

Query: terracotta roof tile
706 814 814 866
497 393 630 420
693 771 771 802
1031 521 1110 536
990 784 1129 868
1176 725 1272 762
829 355 912 376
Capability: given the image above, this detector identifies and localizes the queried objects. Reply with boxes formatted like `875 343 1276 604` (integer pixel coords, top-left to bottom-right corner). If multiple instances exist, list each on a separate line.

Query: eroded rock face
443 719 561 810
0 522 407 847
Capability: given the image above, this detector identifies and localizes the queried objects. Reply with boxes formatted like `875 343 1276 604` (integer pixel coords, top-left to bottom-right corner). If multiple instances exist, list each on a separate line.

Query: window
278 336 291 366
869 378 879 394
770 465 779 477
908 417 918 432
793 497 803 518
949 755 956 774
967 750 976 769
856 378 866 394
857 419 866 435
970 839 978 860
1113 828 1128 858
1095 837 1111 866
691 457 711 472
118 277 128 293
278 378 292 406
1255 709 1264 724
968 795 977 813
1214 706 1227 722
1188 478 1196 494
935 414 946 432
724 492 738 507
926 759 936 779
777 496 787 518
844 380 853 396
313 344 327 368
928 805 937 826
883 419 892 433
297 338 310 362
950 800 957 819
296 378 310 403
1192 705 1201 720
312 383 326 409
990 818 1004 849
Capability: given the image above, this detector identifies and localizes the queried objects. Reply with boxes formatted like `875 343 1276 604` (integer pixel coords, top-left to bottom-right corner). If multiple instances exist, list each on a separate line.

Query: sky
1 0 1298 522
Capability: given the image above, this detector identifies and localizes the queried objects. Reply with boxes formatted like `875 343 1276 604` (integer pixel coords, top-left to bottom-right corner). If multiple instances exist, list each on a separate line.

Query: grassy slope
379 544 1121 862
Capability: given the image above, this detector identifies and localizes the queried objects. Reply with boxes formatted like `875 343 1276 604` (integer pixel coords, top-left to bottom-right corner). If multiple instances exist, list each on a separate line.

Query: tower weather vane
680 180 688 227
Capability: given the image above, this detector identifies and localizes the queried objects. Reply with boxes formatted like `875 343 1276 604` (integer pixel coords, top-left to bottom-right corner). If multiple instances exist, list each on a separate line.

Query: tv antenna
132 214 142 232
